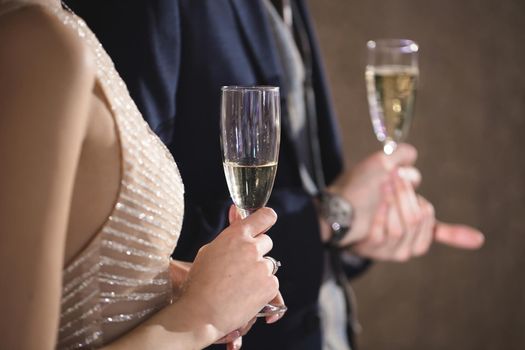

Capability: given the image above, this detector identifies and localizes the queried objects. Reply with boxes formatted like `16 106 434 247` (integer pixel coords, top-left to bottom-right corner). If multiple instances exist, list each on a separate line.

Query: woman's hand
168 206 285 349
227 205 286 326
176 207 280 343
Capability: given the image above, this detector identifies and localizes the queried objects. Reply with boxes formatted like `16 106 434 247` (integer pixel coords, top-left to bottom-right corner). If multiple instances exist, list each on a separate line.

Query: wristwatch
317 190 354 246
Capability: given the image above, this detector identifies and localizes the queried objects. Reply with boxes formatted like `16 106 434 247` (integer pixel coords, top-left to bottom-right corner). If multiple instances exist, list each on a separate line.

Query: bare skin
319 144 485 261
0 2 282 349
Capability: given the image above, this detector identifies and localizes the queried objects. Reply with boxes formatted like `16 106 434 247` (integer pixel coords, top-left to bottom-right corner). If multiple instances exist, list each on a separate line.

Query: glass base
256 303 288 317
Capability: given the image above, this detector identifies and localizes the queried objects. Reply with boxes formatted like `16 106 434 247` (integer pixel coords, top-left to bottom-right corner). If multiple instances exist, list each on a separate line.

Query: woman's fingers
168 259 192 292
184 207 281 336
216 330 241 344
255 233 273 256
220 317 256 348
265 292 286 324
238 208 277 238
229 336 243 350
229 204 243 224
239 317 257 335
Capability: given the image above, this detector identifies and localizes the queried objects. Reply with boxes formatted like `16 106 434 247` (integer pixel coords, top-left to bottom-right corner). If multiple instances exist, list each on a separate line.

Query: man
67 1 484 349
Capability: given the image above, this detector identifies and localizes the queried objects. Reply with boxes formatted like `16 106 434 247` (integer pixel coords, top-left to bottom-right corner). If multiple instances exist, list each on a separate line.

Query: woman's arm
102 208 279 350
0 6 94 349
1 7 280 350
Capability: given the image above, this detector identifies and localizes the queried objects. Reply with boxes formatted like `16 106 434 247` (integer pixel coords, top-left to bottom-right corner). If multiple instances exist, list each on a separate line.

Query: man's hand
350 169 484 261
321 143 484 260
322 143 419 245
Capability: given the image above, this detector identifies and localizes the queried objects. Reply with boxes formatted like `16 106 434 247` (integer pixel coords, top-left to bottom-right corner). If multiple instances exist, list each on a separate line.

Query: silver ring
264 256 281 275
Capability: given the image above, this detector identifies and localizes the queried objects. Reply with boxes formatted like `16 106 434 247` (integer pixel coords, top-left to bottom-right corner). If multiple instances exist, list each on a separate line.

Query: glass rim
221 85 280 92
367 39 419 52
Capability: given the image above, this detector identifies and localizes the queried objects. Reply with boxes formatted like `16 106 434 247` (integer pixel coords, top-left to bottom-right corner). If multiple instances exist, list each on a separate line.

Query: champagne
366 65 419 152
223 161 278 212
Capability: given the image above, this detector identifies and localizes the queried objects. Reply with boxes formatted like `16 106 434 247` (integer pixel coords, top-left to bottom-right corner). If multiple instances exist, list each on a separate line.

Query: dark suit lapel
229 0 300 171
229 0 285 91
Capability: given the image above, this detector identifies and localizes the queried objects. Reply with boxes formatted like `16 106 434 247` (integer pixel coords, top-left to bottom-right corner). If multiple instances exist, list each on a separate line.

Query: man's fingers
367 199 389 244
386 201 404 240
434 222 485 249
411 197 435 256
392 173 421 230
398 166 421 187
397 173 420 217
384 143 418 169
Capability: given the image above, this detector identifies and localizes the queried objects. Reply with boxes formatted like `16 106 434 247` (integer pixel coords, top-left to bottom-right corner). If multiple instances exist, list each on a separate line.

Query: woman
0 0 283 348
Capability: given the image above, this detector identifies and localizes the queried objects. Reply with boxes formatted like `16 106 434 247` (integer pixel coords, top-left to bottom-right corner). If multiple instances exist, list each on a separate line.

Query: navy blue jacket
67 1 368 348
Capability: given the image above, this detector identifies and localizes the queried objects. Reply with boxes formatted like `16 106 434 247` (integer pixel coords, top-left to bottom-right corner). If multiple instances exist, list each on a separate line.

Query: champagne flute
220 85 286 316
365 39 419 155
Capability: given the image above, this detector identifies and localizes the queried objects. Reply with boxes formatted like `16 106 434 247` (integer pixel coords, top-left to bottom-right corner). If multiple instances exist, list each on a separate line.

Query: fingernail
397 168 413 181
231 330 241 339
475 233 485 246
233 337 242 350
266 315 279 324
267 310 286 324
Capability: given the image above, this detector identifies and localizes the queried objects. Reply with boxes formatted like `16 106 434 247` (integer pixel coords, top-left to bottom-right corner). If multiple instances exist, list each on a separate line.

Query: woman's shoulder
0 3 94 84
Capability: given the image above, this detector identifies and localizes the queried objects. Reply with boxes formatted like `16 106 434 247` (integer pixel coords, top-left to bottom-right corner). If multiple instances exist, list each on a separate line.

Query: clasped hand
326 144 484 261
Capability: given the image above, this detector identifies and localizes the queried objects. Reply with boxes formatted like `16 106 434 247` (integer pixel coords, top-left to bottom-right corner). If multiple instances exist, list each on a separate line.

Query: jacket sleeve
296 0 371 279
65 0 181 145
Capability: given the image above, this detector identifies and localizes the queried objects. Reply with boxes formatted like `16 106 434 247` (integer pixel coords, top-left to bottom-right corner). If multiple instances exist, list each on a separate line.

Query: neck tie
265 0 324 195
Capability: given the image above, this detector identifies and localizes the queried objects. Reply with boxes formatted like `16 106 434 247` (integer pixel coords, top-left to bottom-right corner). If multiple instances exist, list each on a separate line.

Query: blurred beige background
309 0 525 349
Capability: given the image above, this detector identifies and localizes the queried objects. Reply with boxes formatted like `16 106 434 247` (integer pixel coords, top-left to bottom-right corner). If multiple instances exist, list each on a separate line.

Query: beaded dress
0 2 185 348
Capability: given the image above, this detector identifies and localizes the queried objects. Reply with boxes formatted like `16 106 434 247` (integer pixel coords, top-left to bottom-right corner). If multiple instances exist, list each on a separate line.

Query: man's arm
321 144 484 262
66 0 182 144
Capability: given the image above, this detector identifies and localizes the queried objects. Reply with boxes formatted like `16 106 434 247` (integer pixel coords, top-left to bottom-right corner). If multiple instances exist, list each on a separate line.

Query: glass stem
238 208 256 219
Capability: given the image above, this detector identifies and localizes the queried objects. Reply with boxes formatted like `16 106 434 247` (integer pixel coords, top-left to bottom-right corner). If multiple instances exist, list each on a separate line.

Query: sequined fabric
0 2 184 348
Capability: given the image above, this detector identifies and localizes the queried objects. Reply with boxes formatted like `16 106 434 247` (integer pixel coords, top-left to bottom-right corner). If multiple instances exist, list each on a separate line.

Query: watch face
320 191 353 241
326 193 351 222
